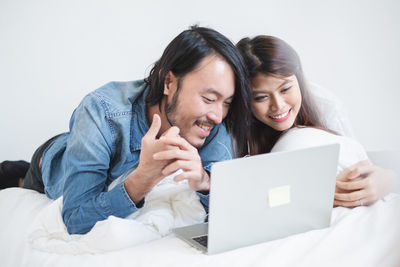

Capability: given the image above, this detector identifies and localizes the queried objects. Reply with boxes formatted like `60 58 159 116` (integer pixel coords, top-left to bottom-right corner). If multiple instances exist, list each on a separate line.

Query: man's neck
146 99 169 138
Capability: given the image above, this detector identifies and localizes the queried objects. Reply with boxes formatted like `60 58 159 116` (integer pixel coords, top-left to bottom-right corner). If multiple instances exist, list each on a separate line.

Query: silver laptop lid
207 144 339 254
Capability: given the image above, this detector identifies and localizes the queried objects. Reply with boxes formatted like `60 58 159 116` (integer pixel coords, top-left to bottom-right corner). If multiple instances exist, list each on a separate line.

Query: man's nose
207 103 224 124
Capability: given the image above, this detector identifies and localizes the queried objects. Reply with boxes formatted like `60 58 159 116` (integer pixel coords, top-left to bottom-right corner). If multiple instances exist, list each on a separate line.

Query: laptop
173 144 339 254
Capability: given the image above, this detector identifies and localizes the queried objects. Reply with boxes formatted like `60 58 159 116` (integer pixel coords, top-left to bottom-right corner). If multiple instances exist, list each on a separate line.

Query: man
2 26 251 234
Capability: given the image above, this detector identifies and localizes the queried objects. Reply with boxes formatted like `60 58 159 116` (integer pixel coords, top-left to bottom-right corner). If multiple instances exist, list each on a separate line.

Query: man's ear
164 71 177 96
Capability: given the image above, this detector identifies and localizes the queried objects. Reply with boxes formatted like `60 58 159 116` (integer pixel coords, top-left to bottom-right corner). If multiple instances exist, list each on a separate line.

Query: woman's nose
270 95 284 112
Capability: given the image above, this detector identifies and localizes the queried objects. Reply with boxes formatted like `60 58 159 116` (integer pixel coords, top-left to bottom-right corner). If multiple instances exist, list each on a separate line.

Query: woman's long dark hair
236 35 328 156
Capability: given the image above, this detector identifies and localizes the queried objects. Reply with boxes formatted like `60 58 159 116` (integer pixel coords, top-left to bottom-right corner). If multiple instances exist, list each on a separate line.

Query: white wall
1 0 399 161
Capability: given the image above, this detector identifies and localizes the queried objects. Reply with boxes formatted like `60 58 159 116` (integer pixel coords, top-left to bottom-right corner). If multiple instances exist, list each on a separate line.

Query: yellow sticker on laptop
268 185 291 207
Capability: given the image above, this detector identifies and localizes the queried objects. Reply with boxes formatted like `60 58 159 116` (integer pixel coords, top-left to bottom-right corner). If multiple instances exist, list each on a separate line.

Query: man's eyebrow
203 88 234 99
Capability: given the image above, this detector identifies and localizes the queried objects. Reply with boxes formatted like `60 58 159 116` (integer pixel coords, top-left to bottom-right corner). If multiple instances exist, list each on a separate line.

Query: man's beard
164 91 212 149
164 85 180 130
164 88 196 146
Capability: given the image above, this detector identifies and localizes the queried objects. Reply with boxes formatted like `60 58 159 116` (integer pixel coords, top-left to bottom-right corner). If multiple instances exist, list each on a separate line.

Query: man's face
163 55 235 148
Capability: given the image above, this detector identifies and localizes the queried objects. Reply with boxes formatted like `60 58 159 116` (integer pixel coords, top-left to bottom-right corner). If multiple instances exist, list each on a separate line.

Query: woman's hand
334 160 397 207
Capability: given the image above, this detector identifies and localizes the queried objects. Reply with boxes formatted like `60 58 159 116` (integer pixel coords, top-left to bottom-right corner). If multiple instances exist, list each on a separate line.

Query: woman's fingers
334 190 365 202
334 188 373 207
333 198 371 208
336 178 367 191
337 160 371 181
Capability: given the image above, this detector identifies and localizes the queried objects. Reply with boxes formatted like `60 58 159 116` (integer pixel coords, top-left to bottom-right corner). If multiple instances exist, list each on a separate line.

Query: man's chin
186 137 206 149
192 140 206 149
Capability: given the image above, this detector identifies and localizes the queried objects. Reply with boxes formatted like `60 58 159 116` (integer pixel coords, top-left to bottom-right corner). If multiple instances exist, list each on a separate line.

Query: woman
236 35 398 207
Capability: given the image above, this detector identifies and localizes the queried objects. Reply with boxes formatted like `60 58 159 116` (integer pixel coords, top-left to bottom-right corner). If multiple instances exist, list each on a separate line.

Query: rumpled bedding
0 188 399 267
28 170 206 254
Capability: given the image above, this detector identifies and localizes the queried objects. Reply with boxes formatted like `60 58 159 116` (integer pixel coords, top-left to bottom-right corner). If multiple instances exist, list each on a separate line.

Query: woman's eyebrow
252 78 293 94
252 89 266 94
277 79 292 88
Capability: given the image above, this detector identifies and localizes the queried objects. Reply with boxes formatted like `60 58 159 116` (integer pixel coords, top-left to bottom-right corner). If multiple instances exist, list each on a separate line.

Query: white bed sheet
1 187 399 267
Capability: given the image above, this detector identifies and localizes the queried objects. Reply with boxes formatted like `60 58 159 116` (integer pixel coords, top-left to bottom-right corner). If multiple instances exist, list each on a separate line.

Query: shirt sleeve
196 191 210 213
61 93 142 234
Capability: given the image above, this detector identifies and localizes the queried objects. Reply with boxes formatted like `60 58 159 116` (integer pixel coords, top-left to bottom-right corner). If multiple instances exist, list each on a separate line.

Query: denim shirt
41 80 233 234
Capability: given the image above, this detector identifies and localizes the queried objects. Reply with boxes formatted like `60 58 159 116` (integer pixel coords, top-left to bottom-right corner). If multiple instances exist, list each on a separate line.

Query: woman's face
251 74 302 131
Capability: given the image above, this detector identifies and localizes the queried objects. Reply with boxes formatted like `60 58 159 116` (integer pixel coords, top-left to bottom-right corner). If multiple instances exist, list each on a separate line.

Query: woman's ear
164 71 177 96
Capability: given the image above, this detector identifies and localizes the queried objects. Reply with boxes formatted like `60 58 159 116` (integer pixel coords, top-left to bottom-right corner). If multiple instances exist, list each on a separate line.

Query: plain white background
1 0 399 161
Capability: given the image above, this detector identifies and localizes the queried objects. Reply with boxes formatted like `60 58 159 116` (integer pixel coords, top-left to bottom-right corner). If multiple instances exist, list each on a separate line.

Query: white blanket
24 126 372 255
28 171 206 254
0 188 399 267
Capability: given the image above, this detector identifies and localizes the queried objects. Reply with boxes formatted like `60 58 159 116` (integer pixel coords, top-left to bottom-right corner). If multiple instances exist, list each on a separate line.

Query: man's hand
153 134 210 192
334 160 396 207
124 114 180 204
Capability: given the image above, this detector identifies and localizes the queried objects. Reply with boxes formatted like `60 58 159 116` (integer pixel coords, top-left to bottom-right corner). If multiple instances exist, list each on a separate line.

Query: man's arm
124 114 181 204
62 110 180 234
61 94 140 234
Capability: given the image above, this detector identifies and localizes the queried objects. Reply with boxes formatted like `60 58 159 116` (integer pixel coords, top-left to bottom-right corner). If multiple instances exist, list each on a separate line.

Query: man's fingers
159 135 194 151
173 171 199 182
145 114 161 139
162 126 180 138
336 179 367 191
153 149 191 161
161 160 192 176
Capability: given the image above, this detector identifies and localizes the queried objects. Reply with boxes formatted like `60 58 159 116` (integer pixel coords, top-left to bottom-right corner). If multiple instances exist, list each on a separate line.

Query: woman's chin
268 121 294 132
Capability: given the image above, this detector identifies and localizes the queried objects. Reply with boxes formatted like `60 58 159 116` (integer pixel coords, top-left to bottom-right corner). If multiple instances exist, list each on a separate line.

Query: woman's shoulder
271 127 368 172
272 127 364 153
271 127 337 151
